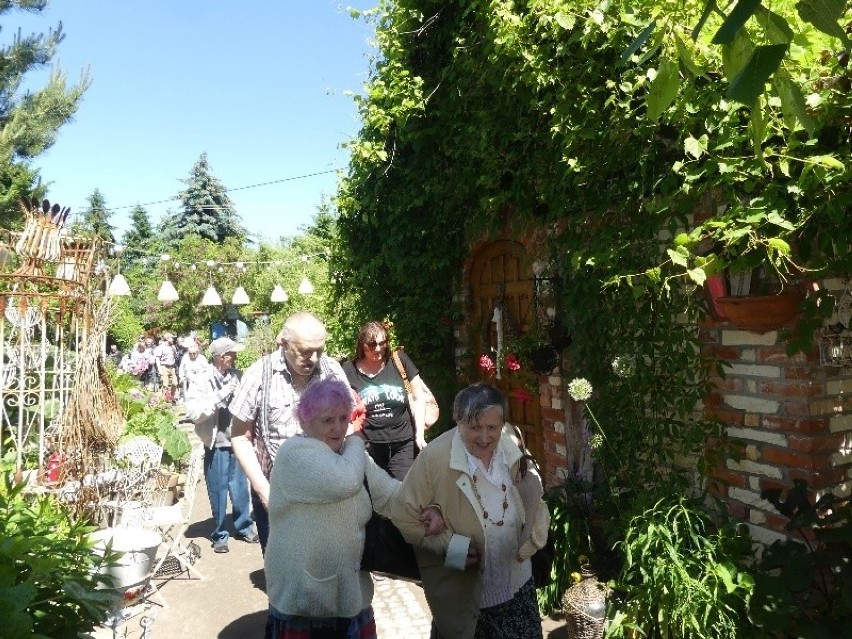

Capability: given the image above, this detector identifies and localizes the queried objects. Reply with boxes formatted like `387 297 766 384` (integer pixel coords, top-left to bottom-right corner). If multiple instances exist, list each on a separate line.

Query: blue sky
8 1 376 242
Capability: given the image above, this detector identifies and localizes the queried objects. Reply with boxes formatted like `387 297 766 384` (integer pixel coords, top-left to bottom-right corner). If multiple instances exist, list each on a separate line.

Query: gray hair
453 383 507 425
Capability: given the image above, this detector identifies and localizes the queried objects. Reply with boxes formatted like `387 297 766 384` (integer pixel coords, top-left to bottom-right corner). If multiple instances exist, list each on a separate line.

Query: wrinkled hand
418 506 445 536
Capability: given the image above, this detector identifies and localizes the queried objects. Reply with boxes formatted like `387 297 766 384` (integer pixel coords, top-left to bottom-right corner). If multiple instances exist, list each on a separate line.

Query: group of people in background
111 331 208 403
114 311 550 639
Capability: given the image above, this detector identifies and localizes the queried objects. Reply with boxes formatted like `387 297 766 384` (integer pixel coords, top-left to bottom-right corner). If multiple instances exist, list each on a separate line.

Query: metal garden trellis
0 199 104 477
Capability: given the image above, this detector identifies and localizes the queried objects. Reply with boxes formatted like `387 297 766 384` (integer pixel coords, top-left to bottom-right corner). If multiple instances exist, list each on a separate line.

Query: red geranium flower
510 388 533 403
479 354 496 376
505 353 521 372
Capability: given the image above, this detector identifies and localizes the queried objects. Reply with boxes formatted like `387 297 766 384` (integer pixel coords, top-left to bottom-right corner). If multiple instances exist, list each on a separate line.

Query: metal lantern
562 565 607 639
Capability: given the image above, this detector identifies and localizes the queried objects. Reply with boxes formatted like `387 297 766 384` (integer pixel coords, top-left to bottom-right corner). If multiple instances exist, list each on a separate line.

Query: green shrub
608 493 755 639
121 404 191 467
0 478 115 638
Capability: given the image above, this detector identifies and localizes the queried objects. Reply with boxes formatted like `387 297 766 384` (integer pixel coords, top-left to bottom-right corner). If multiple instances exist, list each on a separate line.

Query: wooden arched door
469 240 545 473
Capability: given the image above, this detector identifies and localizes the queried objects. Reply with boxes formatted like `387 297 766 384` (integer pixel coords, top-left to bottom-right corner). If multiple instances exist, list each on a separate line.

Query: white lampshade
107 273 131 297
200 285 222 306
270 284 289 303
231 286 250 305
157 280 179 302
297 276 314 295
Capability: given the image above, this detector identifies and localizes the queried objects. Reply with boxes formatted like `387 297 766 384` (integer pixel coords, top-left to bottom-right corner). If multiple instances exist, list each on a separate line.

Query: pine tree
161 152 247 244
0 5 90 228
73 188 115 245
121 205 155 265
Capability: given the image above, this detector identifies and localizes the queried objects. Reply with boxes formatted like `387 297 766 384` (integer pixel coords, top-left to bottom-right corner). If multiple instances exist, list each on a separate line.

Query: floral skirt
430 578 542 639
265 606 377 639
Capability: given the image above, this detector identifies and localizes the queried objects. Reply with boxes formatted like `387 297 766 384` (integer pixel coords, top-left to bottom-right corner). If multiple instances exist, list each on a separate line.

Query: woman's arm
409 374 428 449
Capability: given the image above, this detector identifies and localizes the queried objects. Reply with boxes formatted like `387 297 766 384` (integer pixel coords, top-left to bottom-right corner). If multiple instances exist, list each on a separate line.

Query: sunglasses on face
366 340 388 349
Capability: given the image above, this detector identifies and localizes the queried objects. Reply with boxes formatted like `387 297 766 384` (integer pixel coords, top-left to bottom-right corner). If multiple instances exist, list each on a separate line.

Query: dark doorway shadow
249 568 266 593
219 610 267 639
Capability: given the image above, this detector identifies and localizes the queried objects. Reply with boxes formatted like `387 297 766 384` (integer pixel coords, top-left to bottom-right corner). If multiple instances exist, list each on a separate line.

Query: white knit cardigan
264 435 398 618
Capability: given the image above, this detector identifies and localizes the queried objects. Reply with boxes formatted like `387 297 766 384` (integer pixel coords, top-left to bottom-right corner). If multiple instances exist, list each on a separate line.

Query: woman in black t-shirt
342 321 428 480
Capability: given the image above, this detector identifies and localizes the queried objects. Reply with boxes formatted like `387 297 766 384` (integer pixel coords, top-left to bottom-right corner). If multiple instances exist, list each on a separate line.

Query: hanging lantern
200 285 222 307
270 284 289 303
157 280 179 302
297 276 314 295
231 286 250 305
562 565 607 639
107 273 131 297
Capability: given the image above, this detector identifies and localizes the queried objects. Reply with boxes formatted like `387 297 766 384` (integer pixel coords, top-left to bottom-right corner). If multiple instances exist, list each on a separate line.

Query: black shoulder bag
514 425 556 588
360 479 421 582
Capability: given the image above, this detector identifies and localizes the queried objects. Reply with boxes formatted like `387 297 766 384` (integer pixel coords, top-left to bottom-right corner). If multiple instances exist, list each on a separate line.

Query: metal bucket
91 526 162 607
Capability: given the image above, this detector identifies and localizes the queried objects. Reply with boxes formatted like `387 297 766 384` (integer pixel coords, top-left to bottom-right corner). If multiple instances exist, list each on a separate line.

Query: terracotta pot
714 289 804 333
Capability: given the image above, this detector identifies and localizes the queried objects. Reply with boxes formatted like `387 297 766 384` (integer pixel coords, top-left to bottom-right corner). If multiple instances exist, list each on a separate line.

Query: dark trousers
366 438 416 480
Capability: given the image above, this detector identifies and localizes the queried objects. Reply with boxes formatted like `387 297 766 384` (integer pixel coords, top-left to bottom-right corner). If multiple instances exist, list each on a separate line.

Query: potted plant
710 265 805 333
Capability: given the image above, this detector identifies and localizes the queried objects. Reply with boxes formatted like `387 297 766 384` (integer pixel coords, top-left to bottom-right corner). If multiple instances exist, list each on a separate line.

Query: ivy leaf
675 34 704 76
713 0 762 44
687 267 707 285
684 134 709 159
647 59 680 120
555 12 576 30
796 0 852 49
727 44 788 105
620 20 656 66
773 73 817 134
667 248 689 267
766 212 796 230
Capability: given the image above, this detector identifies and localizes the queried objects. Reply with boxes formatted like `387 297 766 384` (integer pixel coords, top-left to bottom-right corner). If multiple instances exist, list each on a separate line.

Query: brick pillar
703 324 852 545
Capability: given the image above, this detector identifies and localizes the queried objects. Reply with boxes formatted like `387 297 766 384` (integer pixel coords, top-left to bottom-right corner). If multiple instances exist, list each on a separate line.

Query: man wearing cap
185 336 257 554
229 311 348 553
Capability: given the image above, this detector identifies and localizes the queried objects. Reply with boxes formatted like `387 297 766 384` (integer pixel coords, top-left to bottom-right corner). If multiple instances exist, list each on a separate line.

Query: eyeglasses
366 340 388 349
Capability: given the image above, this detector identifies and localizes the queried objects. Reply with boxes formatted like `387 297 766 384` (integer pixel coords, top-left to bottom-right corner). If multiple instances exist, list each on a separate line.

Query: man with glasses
229 311 348 553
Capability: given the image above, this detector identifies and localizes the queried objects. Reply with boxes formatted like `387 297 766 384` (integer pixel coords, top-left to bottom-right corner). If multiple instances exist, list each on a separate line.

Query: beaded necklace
470 473 508 526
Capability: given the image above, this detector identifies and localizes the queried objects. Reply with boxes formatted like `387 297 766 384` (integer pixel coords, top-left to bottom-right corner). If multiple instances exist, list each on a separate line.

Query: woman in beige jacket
392 383 551 639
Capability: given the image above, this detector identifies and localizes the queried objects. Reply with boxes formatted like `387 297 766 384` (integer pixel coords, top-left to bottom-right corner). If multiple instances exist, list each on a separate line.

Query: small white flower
568 378 593 402
612 355 636 379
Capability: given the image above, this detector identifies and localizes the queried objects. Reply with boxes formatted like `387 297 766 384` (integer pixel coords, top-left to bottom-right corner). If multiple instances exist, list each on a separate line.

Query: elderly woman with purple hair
263 377 443 639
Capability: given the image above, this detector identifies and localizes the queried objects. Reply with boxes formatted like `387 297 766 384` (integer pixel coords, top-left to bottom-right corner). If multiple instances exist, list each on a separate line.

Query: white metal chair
101 436 164 525
123 445 206 583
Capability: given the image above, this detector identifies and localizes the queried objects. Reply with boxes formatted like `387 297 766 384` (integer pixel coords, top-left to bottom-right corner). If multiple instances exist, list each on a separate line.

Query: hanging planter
706 266 805 334
529 344 559 374
714 289 804 333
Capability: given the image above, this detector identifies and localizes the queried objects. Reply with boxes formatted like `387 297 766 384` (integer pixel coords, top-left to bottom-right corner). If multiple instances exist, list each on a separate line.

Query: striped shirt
228 349 347 477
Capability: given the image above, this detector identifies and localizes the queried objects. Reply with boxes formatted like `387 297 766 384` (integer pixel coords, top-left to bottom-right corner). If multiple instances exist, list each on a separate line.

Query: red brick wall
702 289 852 544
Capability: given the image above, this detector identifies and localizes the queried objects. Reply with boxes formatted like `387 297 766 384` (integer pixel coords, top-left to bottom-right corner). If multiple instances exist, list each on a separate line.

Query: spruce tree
121 204 154 265
161 152 247 244
0 5 90 228
74 188 115 245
